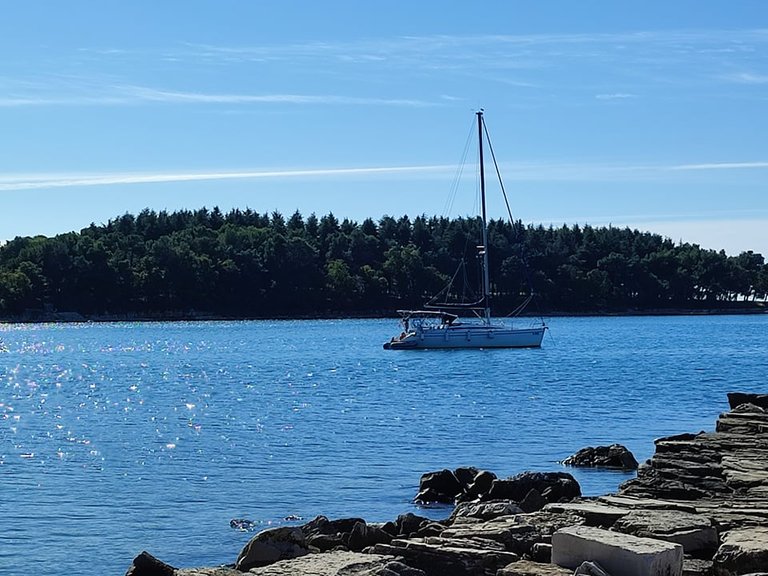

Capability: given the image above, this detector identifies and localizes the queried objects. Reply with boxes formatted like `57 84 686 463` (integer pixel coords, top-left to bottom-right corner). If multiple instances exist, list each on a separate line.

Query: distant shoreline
1 305 765 324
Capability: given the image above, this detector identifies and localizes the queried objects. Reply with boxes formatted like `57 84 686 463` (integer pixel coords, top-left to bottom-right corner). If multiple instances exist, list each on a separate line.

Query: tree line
0 207 765 319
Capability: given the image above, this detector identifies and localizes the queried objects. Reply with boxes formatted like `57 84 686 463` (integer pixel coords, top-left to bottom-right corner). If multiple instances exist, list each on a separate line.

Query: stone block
552 525 683 576
713 527 768 576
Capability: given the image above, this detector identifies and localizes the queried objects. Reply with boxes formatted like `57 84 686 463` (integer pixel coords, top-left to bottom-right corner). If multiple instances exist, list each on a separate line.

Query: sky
0 1 766 255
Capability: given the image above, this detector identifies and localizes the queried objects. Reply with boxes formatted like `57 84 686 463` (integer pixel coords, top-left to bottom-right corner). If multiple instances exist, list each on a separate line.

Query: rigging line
449 115 484 307
425 258 465 306
482 120 515 226
482 117 545 324
442 118 476 219
506 294 533 318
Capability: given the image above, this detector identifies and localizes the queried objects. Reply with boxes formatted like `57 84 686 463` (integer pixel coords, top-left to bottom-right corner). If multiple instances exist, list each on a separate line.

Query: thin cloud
595 93 638 100
125 86 436 107
2 159 767 192
0 95 130 107
668 161 768 171
0 85 437 108
722 72 768 84
0 165 453 191
176 29 768 72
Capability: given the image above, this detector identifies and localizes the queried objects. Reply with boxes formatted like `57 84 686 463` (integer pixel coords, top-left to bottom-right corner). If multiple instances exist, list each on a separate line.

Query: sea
1 315 766 575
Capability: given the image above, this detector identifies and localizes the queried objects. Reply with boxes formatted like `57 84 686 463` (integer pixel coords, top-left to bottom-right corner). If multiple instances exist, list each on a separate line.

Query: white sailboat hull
384 324 545 350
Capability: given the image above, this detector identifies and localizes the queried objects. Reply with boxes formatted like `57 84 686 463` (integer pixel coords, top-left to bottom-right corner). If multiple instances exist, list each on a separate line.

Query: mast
477 110 491 323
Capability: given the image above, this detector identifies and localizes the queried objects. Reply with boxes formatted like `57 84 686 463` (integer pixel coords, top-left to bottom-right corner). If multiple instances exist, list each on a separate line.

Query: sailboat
383 110 547 350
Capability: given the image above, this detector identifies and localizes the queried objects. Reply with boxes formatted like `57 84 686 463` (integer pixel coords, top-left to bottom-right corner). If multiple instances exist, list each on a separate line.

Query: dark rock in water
728 392 768 410
562 444 639 470
458 470 497 502
229 518 256 531
454 466 480 490
125 551 175 576
484 471 581 505
235 526 309 571
415 469 463 503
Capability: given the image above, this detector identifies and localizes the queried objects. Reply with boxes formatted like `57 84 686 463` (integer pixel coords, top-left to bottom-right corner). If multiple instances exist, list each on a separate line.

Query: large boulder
484 471 581 508
563 444 639 470
415 467 493 503
235 525 309 571
415 469 463 503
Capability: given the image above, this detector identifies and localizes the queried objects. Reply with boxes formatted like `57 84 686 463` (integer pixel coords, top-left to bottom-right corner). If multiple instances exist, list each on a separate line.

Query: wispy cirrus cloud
123 86 436 107
170 29 768 76
0 85 437 108
595 93 638 100
7 28 768 110
0 165 453 192
1 159 766 192
722 71 768 84
667 161 768 171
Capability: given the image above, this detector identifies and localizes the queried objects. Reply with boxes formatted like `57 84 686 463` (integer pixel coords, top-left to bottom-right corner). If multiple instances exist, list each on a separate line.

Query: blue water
1 315 766 575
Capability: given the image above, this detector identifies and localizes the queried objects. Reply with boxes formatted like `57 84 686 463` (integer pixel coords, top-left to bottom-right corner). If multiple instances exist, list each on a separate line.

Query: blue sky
1 1 767 255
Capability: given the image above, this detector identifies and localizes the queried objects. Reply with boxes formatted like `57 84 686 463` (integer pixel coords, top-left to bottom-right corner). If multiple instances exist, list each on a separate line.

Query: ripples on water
1 316 766 574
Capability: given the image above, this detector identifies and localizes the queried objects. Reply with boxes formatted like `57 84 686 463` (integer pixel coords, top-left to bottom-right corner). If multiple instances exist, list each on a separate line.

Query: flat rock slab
552 525 683 576
498 559 572 576
611 509 718 553
177 569 243 576
713 527 768 576
544 501 630 526
597 495 698 513
240 551 410 575
373 537 519 576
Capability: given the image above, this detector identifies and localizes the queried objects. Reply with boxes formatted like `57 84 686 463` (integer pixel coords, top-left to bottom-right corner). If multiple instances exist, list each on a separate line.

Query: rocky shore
126 392 768 576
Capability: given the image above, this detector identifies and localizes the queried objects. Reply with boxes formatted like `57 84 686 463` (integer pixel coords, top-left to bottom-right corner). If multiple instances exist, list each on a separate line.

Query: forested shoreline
0 207 765 321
